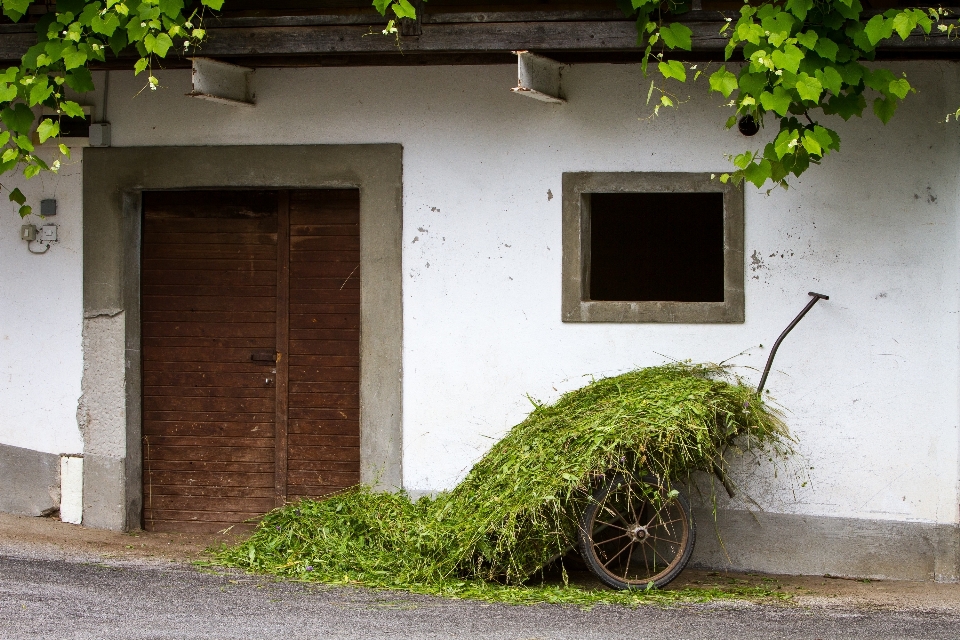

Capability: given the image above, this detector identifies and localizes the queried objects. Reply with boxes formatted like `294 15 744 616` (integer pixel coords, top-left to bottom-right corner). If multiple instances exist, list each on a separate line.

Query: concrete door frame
81 145 404 531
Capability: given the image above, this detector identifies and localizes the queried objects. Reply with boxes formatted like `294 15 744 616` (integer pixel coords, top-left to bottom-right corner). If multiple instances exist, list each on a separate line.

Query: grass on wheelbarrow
213 363 790 605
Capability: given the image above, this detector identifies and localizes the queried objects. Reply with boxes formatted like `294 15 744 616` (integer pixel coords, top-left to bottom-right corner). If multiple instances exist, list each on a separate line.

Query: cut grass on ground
213 364 789 606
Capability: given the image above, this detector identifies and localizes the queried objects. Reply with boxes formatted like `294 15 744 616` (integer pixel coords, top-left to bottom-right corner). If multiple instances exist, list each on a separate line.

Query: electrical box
39 224 57 243
89 122 111 147
20 224 37 241
40 199 56 217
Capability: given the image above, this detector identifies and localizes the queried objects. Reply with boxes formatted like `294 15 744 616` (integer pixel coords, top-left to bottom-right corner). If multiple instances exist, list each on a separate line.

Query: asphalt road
2 553 960 640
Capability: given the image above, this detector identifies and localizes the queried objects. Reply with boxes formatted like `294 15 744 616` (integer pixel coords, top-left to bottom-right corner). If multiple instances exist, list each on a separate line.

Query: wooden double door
141 189 361 532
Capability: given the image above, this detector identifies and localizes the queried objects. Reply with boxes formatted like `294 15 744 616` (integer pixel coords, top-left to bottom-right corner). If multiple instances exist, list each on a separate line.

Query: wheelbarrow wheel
578 472 695 590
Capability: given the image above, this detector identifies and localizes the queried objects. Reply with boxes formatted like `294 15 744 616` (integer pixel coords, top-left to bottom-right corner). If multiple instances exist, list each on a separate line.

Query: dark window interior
58 114 90 138
589 192 724 302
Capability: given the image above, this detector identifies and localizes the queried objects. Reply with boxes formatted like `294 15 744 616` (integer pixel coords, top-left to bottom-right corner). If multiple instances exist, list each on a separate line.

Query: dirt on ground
3 511 960 613
0 512 244 563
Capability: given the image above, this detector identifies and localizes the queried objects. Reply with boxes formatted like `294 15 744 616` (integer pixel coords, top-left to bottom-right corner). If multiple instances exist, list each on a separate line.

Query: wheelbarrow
577 292 829 589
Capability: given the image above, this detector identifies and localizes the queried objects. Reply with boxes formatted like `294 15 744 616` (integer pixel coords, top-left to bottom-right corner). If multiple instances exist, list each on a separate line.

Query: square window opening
588 192 725 303
562 172 744 324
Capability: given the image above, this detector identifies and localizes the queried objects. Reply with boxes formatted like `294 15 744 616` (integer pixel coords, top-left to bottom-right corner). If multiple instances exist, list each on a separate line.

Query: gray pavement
2 553 960 639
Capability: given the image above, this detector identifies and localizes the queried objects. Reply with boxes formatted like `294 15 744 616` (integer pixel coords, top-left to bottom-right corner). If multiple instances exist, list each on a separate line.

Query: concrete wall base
383 490 960 583
81 454 127 530
0 443 60 517
690 507 960 583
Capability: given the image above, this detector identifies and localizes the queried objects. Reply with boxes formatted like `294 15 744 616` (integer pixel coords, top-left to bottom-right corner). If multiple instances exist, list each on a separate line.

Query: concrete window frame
561 172 744 324
82 145 403 530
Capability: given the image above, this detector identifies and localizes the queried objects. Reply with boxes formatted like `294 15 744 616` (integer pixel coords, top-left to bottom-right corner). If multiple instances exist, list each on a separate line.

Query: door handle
251 352 277 364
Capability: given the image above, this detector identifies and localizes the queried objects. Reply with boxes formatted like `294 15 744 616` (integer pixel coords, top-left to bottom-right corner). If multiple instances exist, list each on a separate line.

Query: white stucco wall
0 149 83 455
3 60 959 527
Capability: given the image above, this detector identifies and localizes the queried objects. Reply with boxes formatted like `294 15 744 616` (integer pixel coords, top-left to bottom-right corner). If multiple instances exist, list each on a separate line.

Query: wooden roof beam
194 20 960 58
0 15 956 65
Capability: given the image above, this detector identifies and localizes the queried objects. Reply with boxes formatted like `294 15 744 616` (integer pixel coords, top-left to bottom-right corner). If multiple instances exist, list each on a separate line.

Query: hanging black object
738 114 760 136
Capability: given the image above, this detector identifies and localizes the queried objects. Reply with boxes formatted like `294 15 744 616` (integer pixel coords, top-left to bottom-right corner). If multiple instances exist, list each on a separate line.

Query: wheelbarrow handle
755 292 830 396
712 461 737 499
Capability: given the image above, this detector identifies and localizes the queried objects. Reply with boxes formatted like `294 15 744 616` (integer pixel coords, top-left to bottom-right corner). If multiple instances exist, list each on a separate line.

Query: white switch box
89 122 111 147
39 224 57 243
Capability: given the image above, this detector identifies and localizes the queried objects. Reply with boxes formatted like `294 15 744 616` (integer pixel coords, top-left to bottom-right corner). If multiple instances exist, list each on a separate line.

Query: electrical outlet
20 224 37 241
39 224 57 243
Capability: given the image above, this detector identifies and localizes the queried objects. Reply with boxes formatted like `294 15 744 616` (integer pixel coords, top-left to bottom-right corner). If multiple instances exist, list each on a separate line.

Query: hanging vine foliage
619 0 956 189
0 0 952 215
0 0 223 216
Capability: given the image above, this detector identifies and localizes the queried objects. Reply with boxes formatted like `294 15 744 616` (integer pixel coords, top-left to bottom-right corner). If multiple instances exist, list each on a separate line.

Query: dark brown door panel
141 189 361 532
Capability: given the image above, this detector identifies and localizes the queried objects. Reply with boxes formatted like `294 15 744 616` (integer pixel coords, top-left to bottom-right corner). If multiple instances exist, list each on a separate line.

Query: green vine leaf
91 13 119 36
658 60 686 83
800 132 822 156
61 100 85 118
160 0 186 19
743 159 772 189
794 73 823 103
823 92 867 120
864 14 893 46
812 125 839 152
889 78 911 100
814 37 839 61
759 88 792 117
784 0 812 22
2 0 29 22
392 0 417 20
1 103 33 136
150 33 174 57
814 67 843 96
372 0 424 21
8 186 24 205
36 118 59 144
708 67 738 98
773 129 798 157
795 30 817 49
659 23 693 51
62 46 87 70
891 12 917 40
771 44 803 75
15 134 33 153
873 96 897 124
65 68 94 93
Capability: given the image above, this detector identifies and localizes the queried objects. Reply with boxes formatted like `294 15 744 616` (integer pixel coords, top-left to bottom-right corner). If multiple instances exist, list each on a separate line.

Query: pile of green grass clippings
214 363 790 605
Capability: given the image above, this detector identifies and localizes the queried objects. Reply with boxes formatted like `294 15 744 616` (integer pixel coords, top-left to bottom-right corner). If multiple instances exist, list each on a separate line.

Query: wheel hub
628 524 649 541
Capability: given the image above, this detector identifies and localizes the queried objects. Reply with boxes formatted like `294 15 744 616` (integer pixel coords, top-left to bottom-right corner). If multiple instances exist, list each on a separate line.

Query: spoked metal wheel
578 472 695 590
